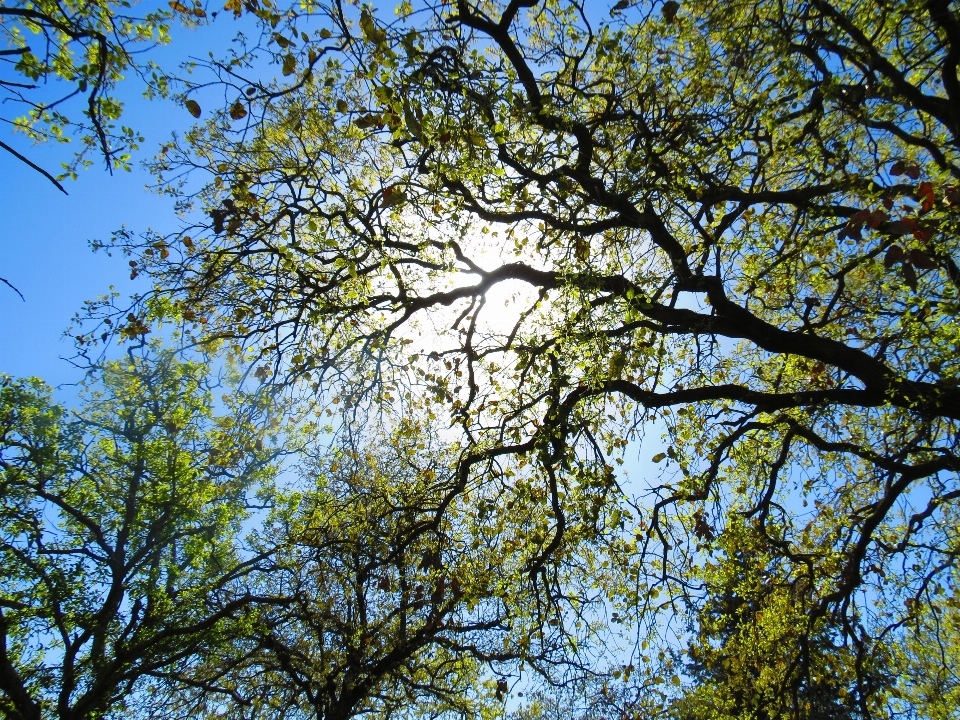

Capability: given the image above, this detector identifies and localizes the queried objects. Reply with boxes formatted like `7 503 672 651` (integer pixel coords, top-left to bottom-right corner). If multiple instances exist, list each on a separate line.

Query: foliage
92 0 960 716
0 0 206 188
144 418 616 719
671 516 866 720
0 346 280 719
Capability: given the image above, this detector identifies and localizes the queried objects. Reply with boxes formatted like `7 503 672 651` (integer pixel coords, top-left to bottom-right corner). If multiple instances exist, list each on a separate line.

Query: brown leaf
229 100 247 120
839 224 861 241
693 512 714 540
662 0 681 22
420 550 440 570
890 161 906 176
185 99 201 118
917 181 935 213
210 208 227 233
381 186 407 209
431 578 446 604
905 165 921 180
867 209 888 228
907 249 937 269
884 245 905 268
574 236 590 260
887 218 919 235
902 262 918 290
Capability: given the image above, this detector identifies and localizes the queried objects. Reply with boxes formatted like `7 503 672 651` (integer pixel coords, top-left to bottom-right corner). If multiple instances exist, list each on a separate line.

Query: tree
880 521 960 720
671 517 866 720
104 0 960 715
0 0 208 300
0 346 281 719
146 419 609 719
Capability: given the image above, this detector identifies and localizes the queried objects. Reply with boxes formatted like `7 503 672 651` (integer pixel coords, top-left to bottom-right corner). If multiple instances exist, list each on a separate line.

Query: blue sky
1 134 172 387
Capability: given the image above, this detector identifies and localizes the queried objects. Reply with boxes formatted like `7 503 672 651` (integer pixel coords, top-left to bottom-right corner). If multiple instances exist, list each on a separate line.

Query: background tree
101 0 960 715
148 418 614 719
879 522 960 720
0 345 281 720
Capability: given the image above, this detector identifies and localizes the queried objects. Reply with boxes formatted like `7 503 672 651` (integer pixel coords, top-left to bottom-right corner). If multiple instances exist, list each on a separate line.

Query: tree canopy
152 423 570 720
24 0 960 716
